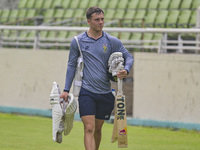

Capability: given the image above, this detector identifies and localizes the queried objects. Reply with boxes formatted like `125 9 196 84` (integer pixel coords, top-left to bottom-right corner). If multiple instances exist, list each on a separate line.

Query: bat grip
117 77 123 95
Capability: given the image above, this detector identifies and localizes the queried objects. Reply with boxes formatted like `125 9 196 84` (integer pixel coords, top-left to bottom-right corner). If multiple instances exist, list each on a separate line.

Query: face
87 12 104 32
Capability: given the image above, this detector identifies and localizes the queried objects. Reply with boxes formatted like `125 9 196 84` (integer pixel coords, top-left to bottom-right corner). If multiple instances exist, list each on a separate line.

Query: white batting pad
50 82 65 143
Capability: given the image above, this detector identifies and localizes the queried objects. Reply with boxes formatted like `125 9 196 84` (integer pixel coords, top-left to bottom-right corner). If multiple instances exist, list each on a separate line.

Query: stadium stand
0 0 200 52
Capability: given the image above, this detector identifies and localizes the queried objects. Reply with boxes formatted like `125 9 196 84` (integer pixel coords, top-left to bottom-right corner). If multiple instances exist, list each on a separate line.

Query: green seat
53 9 65 22
151 33 163 46
43 9 55 23
39 31 48 39
107 0 119 9
8 9 19 24
127 0 139 9
143 33 154 46
69 0 80 9
79 0 90 9
137 0 149 9
104 9 116 22
148 0 159 9
25 9 37 25
26 0 36 8
73 9 85 26
119 32 131 40
26 31 35 41
87 0 98 8
191 0 200 10
110 32 119 38
34 0 44 9
43 0 53 9
132 10 146 27
117 0 129 9
144 10 157 27
122 10 136 27
97 0 109 9
67 31 79 39
169 0 181 9
63 9 74 19
61 0 71 8
177 10 192 28
130 33 143 40
154 10 168 27
57 31 68 39
18 0 28 8
158 0 171 9
114 9 125 19
0 9 10 23
17 9 27 23
188 11 196 28
51 0 63 8
165 10 180 28
180 0 192 10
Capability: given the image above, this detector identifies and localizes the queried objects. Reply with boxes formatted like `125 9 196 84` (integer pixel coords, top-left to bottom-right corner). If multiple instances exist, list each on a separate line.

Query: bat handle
117 77 123 95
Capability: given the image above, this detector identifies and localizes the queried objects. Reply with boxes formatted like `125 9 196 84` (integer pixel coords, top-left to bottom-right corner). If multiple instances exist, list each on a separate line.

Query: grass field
0 113 200 150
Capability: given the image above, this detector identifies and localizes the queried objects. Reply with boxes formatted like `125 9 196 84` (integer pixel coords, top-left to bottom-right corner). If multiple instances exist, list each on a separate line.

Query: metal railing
0 25 200 54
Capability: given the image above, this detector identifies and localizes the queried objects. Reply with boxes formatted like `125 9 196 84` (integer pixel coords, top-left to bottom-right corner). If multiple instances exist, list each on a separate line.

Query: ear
87 19 90 24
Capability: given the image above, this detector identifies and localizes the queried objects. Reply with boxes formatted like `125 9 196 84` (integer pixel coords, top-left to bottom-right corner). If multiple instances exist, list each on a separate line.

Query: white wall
133 53 200 124
0 48 69 110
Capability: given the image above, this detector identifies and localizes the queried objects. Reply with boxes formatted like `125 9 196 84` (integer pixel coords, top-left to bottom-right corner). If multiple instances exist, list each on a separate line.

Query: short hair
86 6 104 19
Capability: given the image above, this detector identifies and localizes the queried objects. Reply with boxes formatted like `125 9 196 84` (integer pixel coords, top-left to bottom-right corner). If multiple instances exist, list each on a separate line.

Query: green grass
0 113 200 150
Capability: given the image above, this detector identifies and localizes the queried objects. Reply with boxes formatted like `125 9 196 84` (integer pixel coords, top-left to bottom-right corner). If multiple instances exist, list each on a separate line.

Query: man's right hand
60 92 69 102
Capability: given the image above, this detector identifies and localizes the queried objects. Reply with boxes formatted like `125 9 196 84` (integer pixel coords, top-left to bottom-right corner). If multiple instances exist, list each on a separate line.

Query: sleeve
111 37 134 73
64 38 80 92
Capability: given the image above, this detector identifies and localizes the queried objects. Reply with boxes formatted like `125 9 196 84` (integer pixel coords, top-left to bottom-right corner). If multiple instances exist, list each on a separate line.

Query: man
60 6 133 150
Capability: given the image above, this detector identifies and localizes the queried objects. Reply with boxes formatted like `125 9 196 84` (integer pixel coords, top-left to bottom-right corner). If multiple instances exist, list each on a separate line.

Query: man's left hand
117 69 128 79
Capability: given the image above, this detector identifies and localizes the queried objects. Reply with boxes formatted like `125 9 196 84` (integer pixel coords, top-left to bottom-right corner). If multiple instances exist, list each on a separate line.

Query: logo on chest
103 44 107 53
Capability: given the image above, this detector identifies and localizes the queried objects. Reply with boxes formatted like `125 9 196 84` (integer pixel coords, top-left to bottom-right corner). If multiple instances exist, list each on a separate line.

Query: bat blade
116 94 128 148
111 97 118 143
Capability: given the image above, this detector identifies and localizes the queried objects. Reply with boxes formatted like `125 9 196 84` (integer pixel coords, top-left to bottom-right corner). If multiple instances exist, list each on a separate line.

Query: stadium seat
127 0 139 9
53 9 65 22
34 0 44 9
168 0 181 9
151 33 163 45
18 0 28 9
177 10 192 28
43 0 53 9
25 9 37 25
158 0 171 9
143 33 154 45
79 0 90 9
122 10 136 27
144 10 157 27
113 9 126 19
132 10 146 27
17 9 27 22
104 9 116 24
87 0 98 8
26 0 36 9
107 0 119 9
57 31 68 39
148 0 159 9
61 0 71 8
42 9 55 23
51 0 63 8
130 33 143 40
69 0 80 9
110 32 119 38
191 0 200 10
180 0 192 10
165 10 180 28
188 11 196 28
63 9 74 19
137 0 149 9
7 9 19 24
154 10 168 27
97 0 109 9
0 9 10 23
119 32 132 40
117 0 129 9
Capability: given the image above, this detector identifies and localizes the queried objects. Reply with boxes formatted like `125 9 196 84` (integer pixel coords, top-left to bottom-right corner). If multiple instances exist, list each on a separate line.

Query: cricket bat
111 78 128 148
